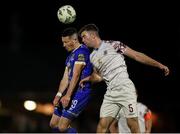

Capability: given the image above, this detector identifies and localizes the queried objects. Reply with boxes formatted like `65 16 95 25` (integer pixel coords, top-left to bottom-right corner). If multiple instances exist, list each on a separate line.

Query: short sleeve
74 50 86 65
110 41 127 54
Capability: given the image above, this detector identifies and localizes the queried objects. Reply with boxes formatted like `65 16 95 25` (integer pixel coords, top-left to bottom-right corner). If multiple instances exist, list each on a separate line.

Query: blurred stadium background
0 0 179 132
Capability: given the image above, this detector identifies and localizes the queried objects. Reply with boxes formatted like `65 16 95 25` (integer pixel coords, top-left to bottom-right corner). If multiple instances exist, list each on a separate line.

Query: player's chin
85 43 91 47
89 43 94 47
66 47 71 52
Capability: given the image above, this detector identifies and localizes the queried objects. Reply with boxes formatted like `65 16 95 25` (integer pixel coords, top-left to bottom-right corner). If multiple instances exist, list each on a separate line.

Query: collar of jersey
94 40 103 51
72 44 82 53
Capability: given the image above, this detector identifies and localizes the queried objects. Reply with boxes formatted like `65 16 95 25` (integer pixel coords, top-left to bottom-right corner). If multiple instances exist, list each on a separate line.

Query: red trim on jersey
144 111 152 120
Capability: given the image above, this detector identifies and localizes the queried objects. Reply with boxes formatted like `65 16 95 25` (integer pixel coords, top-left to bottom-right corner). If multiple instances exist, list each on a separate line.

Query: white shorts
100 79 138 118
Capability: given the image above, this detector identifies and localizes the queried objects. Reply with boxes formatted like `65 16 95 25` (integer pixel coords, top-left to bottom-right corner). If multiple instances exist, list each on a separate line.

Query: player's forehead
81 31 89 38
62 36 71 42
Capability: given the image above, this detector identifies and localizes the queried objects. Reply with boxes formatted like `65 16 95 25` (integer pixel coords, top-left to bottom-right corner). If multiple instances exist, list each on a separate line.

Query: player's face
62 36 75 52
81 31 95 48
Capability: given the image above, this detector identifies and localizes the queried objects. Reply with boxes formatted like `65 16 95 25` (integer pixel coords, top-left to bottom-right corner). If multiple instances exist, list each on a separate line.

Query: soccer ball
57 5 76 24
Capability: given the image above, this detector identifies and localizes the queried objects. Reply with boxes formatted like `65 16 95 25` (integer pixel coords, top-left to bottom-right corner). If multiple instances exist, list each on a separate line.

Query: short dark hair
61 27 78 37
79 24 99 36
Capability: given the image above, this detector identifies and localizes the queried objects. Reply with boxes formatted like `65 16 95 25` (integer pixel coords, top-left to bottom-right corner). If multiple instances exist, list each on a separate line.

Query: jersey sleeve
74 50 87 65
110 40 127 54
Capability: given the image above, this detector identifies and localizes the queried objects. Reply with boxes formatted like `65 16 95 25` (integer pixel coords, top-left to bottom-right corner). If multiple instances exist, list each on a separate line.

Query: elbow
97 76 103 82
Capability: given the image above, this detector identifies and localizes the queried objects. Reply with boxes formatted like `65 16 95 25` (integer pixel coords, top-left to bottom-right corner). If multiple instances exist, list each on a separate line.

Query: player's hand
61 94 71 108
159 64 170 76
53 95 61 107
79 76 90 88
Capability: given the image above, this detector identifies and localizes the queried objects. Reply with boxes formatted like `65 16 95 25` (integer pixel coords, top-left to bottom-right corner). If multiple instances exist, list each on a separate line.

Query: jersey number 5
128 104 134 112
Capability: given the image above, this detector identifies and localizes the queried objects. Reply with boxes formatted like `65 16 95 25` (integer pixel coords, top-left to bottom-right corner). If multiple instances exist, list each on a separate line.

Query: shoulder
104 40 125 45
104 40 126 53
103 40 119 45
103 40 122 48
76 44 90 54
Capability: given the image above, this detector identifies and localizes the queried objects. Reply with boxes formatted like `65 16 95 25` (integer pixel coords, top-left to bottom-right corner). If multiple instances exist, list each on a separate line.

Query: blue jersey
54 44 92 120
65 44 92 89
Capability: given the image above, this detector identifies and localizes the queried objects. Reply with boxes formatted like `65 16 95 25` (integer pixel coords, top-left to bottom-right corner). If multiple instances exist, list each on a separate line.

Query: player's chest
91 48 113 68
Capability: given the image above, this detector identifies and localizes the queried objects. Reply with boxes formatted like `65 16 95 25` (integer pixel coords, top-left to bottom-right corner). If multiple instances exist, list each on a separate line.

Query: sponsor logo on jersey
78 54 85 61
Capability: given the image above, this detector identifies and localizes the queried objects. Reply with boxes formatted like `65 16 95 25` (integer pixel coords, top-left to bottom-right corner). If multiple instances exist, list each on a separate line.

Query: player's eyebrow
80 31 86 38
81 34 85 38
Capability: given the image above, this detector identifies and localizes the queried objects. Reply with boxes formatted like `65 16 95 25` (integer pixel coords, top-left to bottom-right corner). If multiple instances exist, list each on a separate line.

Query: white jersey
90 40 129 88
118 102 150 133
91 40 138 119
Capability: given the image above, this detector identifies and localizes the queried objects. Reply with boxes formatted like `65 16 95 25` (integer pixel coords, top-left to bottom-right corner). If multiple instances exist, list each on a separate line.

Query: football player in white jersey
79 24 169 133
109 102 152 133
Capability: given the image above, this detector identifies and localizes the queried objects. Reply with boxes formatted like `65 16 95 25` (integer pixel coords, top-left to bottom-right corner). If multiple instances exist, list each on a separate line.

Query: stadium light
24 100 37 111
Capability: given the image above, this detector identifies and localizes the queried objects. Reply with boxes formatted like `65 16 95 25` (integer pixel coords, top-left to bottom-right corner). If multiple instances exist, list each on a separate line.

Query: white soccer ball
57 5 76 24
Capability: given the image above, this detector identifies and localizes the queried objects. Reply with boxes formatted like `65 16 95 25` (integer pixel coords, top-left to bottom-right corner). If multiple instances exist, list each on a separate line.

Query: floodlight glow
24 100 37 111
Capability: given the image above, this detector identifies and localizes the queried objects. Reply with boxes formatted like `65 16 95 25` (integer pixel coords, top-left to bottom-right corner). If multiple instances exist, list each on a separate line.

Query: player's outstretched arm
124 46 170 76
53 67 69 106
61 62 85 108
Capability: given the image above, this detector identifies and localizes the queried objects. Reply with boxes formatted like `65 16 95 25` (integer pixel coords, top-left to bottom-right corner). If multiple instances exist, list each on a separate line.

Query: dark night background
0 0 179 132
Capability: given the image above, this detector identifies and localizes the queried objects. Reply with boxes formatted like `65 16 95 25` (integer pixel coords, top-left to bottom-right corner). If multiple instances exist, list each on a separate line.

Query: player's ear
92 34 96 39
89 32 95 39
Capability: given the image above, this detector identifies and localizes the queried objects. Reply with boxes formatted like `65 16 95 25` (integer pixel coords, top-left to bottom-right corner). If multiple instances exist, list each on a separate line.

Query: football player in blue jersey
49 28 92 133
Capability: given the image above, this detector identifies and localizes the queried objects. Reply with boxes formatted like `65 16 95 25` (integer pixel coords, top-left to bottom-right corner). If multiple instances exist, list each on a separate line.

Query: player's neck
94 38 102 49
73 42 81 51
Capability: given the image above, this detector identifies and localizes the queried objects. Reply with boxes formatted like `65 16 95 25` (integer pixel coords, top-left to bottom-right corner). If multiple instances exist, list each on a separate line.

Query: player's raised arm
123 46 170 76
61 62 85 108
53 67 69 106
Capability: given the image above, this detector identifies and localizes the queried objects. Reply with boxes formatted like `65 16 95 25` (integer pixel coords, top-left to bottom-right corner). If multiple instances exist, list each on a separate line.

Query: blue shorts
54 88 91 120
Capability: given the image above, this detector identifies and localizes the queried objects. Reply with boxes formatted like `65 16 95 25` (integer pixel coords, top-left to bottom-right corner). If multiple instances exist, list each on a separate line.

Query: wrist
157 63 163 69
66 92 72 97
56 92 62 98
